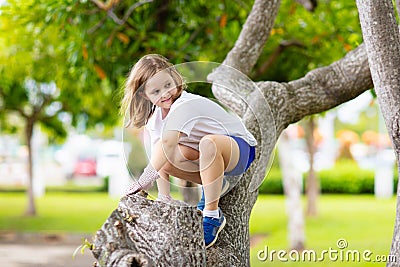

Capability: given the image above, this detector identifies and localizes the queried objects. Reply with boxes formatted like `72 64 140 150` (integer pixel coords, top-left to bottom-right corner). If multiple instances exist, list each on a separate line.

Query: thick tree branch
208 0 281 117
222 0 282 75
268 43 373 133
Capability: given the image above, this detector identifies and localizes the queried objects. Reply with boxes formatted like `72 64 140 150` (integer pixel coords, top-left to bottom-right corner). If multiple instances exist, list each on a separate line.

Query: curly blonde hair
121 54 186 128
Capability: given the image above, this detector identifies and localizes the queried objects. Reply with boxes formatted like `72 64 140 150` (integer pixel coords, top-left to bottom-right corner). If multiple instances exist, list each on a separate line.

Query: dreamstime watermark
257 238 397 263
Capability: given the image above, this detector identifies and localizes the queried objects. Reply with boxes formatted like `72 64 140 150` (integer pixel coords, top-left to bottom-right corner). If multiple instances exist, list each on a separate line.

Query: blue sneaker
203 208 226 248
197 179 229 211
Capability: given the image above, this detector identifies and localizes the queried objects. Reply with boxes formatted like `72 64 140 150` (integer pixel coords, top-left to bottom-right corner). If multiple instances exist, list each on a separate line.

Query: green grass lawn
0 192 396 266
0 192 119 233
250 195 396 266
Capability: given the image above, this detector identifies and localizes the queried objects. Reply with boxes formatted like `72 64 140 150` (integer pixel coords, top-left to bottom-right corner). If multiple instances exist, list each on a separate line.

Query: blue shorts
224 136 256 176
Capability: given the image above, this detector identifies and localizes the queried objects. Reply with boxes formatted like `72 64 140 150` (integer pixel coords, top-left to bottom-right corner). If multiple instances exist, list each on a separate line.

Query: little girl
121 54 256 248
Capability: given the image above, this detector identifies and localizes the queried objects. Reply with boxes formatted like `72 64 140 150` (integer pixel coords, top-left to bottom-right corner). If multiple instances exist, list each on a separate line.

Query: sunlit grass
0 192 119 234
250 195 396 266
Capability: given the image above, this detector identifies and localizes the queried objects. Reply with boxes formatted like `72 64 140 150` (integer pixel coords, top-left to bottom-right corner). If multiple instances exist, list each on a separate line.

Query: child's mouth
162 97 172 103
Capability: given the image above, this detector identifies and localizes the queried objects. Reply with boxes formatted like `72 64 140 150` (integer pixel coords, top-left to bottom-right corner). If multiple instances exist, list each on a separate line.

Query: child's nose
161 90 170 98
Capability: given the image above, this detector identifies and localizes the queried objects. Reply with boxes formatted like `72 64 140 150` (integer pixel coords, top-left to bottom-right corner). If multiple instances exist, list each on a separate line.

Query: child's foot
203 208 226 248
197 179 229 211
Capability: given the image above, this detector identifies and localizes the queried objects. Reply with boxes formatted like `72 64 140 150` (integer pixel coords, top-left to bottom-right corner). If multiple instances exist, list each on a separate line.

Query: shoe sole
205 216 226 249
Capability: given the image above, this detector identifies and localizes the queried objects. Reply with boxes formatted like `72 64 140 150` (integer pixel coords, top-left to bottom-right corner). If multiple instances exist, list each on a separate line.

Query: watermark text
257 239 397 263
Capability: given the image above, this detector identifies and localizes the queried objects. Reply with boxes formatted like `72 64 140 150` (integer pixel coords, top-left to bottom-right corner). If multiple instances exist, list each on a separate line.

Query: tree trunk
92 1 375 265
278 131 305 251
355 1 400 265
92 192 206 267
25 118 36 216
304 116 319 216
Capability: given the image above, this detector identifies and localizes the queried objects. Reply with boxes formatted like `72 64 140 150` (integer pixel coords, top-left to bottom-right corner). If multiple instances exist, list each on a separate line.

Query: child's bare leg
160 144 201 184
126 132 199 195
156 169 170 196
199 135 240 211
156 144 201 202
156 143 201 196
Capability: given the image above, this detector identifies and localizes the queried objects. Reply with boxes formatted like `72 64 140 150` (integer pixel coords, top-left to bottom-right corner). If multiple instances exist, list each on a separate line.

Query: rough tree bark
92 0 374 265
356 1 400 266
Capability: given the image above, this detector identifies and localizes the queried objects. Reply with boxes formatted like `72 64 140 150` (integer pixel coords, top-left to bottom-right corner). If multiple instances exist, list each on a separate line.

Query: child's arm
149 130 180 171
156 171 170 196
125 130 180 195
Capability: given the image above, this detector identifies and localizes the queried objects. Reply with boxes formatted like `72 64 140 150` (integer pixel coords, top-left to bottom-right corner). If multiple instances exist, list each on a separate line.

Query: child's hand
124 181 143 195
125 164 159 196
125 180 155 196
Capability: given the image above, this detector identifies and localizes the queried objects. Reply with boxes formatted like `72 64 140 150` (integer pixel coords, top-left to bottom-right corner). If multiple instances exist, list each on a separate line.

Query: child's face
144 70 178 109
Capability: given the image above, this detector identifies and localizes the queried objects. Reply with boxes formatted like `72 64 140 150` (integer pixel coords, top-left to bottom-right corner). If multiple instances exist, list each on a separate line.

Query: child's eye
153 89 160 95
165 82 171 88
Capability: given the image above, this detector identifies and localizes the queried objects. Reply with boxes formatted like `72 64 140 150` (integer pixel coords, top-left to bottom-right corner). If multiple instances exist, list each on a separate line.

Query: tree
91 0 375 265
0 1 118 216
0 79 63 216
304 116 319 216
0 12 69 216
355 1 400 265
277 130 305 250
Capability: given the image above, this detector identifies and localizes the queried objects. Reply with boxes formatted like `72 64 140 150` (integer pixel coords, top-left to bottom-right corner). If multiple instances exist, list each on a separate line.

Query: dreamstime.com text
257 239 397 263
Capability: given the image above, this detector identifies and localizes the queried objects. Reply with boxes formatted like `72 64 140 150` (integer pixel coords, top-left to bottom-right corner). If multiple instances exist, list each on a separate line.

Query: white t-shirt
144 91 257 154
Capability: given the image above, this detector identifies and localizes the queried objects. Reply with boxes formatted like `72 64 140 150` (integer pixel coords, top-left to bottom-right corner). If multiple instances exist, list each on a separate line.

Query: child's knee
199 135 218 160
159 164 173 176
